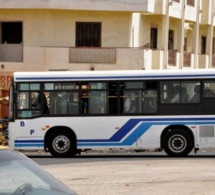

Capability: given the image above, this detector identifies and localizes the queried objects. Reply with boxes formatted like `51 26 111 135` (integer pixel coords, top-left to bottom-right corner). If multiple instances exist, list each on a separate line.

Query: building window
76 22 101 47
187 0 195 6
150 28 157 49
201 36 206 54
184 38 187 51
0 22 22 44
168 30 174 50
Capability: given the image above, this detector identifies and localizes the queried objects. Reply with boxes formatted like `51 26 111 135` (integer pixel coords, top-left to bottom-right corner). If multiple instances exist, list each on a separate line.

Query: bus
7 69 215 157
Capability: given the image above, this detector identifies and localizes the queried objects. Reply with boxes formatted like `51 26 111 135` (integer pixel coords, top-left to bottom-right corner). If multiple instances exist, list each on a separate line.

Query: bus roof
13 69 215 82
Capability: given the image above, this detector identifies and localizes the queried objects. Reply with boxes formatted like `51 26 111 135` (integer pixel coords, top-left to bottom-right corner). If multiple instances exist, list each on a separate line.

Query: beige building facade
0 0 215 117
0 0 214 72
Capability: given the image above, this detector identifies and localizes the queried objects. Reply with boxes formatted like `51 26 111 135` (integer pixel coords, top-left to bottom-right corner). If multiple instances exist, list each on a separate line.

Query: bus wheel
48 131 76 157
163 129 192 157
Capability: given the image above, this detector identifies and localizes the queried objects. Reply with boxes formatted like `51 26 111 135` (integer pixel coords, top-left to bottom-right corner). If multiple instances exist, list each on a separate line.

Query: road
28 150 215 195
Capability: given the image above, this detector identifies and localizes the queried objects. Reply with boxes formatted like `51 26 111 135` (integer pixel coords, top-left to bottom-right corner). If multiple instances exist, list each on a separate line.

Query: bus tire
163 129 192 157
48 130 76 157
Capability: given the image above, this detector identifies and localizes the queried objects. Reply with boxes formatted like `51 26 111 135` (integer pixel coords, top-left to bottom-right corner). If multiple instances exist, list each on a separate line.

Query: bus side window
59 92 67 114
32 92 49 115
89 91 107 114
122 81 144 114
160 82 180 104
68 92 79 115
181 81 200 103
203 80 215 98
88 82 107 114
189 85 200 103
124 91 137 113
143 90 157 113
180 87 189 103
49 91 63 115
123 90 142 114
18 92 30 109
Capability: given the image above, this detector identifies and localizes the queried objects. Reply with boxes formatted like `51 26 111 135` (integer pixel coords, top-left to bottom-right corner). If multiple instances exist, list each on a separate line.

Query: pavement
2 145 215 195
42 152 215 195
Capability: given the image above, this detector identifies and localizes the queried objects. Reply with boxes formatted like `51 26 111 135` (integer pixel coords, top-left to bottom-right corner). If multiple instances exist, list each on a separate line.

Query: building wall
0 1 214 73
0 9 131 72
0 10 129 47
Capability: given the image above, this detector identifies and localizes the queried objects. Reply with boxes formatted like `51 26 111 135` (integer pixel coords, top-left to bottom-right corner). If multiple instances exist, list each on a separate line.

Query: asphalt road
29 150 215 195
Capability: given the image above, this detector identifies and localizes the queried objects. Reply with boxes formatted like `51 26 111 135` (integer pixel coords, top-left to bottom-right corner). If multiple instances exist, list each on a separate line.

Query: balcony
183 52 191 67
41 47 149 71
0 44 23 62
168 50 177 66
69 48 116 64
0 46 198 71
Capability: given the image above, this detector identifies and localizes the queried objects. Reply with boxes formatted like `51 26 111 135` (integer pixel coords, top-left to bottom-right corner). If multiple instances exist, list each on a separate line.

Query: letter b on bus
20 121 25 127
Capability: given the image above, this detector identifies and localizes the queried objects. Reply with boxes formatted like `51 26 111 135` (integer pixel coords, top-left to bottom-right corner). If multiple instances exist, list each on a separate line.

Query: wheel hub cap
53 135 70 153
169 134 186 153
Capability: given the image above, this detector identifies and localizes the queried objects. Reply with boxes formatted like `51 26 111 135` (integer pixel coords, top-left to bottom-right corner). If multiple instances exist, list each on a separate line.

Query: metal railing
168 50 177 66
183 52 191 67
0 44 23 62
69 47 116 63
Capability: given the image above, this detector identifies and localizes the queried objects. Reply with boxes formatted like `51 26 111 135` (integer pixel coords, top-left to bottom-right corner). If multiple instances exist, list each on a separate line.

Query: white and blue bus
8 69 215 157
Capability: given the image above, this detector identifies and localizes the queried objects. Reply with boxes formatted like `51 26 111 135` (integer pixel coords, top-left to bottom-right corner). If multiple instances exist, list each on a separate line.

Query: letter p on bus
30 129 35 135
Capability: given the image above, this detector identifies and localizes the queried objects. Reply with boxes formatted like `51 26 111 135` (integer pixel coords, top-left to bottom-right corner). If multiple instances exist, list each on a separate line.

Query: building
0 0 214 117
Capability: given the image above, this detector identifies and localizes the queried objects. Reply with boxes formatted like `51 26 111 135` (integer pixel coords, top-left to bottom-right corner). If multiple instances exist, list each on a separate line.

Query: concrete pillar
179 0 186 69
208 0 215 68
163 0 171 69
193 0 201 69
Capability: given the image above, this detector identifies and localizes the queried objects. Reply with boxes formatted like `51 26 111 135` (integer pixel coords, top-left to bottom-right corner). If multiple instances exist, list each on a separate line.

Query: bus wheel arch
161 125 194 157
44 126 77 157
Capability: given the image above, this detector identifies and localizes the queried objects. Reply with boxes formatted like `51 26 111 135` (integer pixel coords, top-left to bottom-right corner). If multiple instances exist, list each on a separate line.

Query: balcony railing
69 47 116 63
0 44 23 62
168 50 177 66
183 52 191 67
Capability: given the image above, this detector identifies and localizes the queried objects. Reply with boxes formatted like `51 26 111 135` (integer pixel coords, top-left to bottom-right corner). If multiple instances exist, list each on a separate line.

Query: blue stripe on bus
78 117 215 142
14 144 44 147
15 144 44 147
15 74 215 81
77 118 215 146
14 140 44 147
15 140 43 143
14 117 215 147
